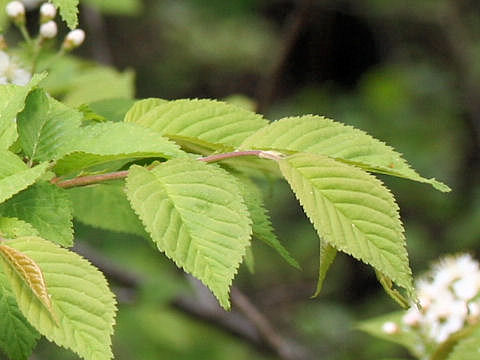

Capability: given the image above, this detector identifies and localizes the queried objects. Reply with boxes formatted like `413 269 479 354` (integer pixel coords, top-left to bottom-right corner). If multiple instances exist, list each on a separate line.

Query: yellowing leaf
4 236 117 360
0 243 56 322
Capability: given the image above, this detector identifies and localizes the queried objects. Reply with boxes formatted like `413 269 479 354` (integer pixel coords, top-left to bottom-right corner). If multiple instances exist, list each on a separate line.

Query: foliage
0 0 466 359
0 57 448 360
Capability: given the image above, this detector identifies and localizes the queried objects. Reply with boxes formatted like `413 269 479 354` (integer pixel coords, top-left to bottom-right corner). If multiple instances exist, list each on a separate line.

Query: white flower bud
63 28 85 50
382 321 399 335
6 1 25 20
39 20 57 39
40 2 56 22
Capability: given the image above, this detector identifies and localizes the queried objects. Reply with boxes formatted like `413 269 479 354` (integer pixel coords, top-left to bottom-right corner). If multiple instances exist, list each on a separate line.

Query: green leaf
68 182 147 237
125 160 252 309
0 270 40 360
446 324 480 360
0 150 28 177
123 98 168 123
241 115 450 192
0 182 73 247
124 98 268 149
313 240 337 297
3 236 117 360
0 217 40 238
237 176 299 269
244 247 255 274
17 88 83 162
63 68 134 106
0 155 50 205
357 312 422 358
278 153 413 298
54 122 186 175
88 98 137 123
0 73 46 150
0 243 56 321
51 0 79 29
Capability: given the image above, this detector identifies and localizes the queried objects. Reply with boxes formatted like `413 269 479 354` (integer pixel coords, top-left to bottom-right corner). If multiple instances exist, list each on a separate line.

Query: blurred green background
7 0 480 359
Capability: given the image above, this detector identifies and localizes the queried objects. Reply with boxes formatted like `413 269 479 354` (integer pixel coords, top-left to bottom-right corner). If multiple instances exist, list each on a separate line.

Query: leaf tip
429 178 451 193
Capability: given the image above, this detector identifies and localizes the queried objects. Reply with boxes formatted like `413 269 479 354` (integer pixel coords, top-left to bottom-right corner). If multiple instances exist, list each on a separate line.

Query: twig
72 242 142 304
51 150 283 189
173 277 261 344
173 278 313 360
52 170 129 188
73 242 142 289
256 0 315 114
231 287 312 360
81 4 113 65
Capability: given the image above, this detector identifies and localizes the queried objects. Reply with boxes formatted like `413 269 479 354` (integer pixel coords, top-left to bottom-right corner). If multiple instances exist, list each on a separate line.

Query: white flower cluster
0 51 30 85
4 1 85 53
382 254 480 346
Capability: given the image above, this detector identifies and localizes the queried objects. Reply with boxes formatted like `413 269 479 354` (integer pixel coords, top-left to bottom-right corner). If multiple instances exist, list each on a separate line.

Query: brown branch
81 4 114 65
52 170 129 188
173 277 313 360
231 287 312 360
73 243 142 289
256 0 315 114
51 150 283 189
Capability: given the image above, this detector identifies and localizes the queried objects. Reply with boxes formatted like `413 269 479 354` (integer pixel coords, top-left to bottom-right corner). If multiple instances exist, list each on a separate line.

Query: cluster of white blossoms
2 1 86 85
382 254 480 347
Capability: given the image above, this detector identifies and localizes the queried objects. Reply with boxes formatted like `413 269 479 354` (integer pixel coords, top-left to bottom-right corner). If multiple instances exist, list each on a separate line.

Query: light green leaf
241 115 450 192
447 325 480 360
313 240 337 297
63 68 134 106
0 217 40 238
244 247 255 274
0 182 73 247
125 98 268 150
88 98 137 123
3 236 117 360
237 176 299 269
123 98 168 123
0 73 46 150
51 0 79 29
17 88 82 162
0 243 56 321
0 157 49 205
68 182 147 237
278 153 413 297
125 160 252 309
357 312 422 358
54 122 186 175
0 150 28 177
0 270 40 360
